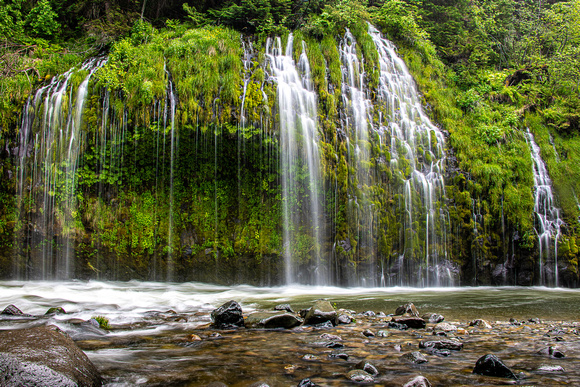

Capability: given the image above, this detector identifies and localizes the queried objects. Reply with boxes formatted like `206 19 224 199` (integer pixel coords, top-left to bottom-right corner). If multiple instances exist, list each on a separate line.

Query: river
1 281 578 386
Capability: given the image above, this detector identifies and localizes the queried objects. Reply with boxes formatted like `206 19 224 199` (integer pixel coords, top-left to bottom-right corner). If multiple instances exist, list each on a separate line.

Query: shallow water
1 281 579 386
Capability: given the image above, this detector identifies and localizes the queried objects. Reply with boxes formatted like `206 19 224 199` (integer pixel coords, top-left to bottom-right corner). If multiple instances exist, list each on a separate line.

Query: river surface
1 281 579 386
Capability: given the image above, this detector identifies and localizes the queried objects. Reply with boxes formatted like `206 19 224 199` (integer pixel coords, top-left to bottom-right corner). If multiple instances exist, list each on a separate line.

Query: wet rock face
0 325 102 387
303 300 337 326
211 300 244 329
472 354 517 379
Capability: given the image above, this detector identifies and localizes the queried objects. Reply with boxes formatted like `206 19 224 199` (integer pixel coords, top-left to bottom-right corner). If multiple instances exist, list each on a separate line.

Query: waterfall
266 35 325 285
15 58 105 279
339 29 376 285
526 129 563 286
369 25 453 286
165 68 177 281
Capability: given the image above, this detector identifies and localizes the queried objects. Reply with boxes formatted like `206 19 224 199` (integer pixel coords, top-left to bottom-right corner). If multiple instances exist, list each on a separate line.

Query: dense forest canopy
0 0 579 286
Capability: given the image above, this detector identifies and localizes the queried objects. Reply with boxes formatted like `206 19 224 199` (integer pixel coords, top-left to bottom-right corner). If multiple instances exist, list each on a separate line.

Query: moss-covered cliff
1 0 579 286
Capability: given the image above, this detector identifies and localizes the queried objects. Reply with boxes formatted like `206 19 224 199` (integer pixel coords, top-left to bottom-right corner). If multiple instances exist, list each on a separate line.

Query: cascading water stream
165 67 177 281
368 25 453 286
266 35 325 285
16 58 105 279
339 29 376 285
526 129 563 286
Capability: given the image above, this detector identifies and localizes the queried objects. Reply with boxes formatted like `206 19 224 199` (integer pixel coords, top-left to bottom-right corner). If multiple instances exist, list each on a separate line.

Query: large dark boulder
0 325 102 386
303 300 337 326
245 311 302 329
211 300 244 329
473 354 517 379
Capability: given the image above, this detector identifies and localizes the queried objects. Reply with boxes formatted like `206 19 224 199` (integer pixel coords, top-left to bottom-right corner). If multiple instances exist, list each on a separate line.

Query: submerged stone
419 338 463 351
211 300 244 329
402 351 428 364
473 354 517 379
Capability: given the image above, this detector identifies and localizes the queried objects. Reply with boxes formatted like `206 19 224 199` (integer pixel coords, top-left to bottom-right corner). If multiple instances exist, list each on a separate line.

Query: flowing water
526 129 563 286
339 29 377 286
1 281 578 386
266 36 325 285
15 58 105 280
369 25 452 287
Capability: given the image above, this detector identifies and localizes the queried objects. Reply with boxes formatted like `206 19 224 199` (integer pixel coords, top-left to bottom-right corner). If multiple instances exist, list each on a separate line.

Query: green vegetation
0 0 579 285
92 315 111 330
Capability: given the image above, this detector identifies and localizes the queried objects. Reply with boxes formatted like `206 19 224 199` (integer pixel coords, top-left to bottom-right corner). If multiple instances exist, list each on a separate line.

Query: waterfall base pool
1 282 579 386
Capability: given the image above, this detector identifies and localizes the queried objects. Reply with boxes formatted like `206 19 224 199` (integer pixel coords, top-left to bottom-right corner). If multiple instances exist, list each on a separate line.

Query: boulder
303 300 337 326
472 354 517 379
403 375 432 387
419 339 463 351
391 316 426 329
346 369 374 383
244 311 302 329
421 313 444 323
402 351 428 364
395 303 419 317
0 325 102 386
211 300 244 329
